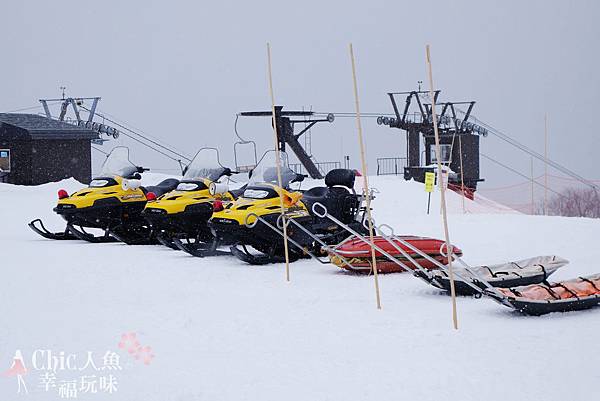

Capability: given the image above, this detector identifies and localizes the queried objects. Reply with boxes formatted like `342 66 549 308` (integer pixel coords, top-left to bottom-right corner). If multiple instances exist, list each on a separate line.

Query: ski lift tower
39 95 120 144
238 106 335 179
377 90 487 191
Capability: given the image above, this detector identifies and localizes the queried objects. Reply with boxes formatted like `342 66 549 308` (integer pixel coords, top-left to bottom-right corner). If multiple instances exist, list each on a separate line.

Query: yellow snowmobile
29 146 179 244
142 147 244 256
209 150 369 264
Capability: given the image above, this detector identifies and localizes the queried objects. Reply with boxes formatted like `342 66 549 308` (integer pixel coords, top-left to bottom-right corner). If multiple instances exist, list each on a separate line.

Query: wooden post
266 43 291 282
544 114 548 216
426 45 458 329
349 43 382 310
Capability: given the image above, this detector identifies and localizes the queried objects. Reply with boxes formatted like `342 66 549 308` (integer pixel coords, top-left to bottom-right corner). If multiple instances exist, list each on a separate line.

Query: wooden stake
266 43 291 282
544 114 548 216
349 43 382 310
426 45 458 329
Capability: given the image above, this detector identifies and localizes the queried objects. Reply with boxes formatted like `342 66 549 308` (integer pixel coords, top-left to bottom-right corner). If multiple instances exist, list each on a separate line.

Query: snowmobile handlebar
291 173 307 184
221 167 239 177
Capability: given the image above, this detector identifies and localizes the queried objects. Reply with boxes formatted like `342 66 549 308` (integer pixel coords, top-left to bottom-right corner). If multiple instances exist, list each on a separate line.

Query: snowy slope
1 175 599 401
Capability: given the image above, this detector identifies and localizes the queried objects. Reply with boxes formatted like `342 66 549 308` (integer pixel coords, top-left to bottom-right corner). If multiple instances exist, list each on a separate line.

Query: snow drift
0 174 599 401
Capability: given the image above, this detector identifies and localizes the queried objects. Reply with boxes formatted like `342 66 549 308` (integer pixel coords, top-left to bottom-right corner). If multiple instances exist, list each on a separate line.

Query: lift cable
94 107 191 160
451 109 598 191
416 91 598 191
481 152 566 199
79 105 191 164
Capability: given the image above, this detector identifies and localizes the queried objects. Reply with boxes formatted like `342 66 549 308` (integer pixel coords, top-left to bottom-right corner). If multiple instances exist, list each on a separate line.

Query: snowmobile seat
143 178 180 197
325 169 355 189
302 185 356 223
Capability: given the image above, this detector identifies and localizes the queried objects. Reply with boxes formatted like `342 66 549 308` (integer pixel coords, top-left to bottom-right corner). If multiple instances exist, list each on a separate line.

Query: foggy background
2 0 598 209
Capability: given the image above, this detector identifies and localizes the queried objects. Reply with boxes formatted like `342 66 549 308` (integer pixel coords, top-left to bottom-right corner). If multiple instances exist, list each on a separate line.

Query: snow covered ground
1 174 599 400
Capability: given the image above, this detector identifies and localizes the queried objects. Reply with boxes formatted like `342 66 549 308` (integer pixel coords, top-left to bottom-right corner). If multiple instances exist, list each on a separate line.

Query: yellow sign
424 172 435 193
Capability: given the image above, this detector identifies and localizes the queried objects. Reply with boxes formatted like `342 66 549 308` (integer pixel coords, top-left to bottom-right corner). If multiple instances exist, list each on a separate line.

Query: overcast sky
2 0 598 202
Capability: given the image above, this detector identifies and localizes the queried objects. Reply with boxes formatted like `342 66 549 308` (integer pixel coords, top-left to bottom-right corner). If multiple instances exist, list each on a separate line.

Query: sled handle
377 223 395 236
439 242 454 258
362 216 376 231
276 214 289 230
244 213 260 229
311 202 329 218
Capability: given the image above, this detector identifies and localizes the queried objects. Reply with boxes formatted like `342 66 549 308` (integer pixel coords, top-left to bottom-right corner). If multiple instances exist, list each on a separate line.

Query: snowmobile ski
28 219 77 240
172 237 230 257
66 223 118 243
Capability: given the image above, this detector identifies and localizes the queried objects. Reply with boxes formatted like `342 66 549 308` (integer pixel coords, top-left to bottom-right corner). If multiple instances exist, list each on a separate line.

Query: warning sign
424 171 435 192
0 149 9 172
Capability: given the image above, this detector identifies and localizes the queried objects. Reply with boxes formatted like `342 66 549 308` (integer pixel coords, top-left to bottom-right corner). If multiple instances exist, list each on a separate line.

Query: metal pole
531 156 535 215
544 114 548 216
427 193 431 214
459 135 466 213
426 45 458 329
266 43 291 282
349 43 382 310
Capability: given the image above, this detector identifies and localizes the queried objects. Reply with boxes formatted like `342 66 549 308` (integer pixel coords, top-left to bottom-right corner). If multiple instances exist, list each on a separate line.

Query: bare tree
547 187 600 218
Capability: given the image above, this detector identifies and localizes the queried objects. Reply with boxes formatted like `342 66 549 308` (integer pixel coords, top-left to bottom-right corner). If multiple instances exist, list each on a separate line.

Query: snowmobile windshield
175 181 208 192
183 148 227 182
248 150 297 188
99 147 138 178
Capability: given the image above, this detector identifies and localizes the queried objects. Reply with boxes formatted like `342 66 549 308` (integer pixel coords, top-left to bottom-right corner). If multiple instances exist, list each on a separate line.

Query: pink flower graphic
118 332 140 355
135 346 155 365
118 333 154 365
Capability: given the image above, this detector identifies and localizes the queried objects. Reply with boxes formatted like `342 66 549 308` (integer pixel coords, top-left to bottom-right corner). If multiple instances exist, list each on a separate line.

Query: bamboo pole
544 114 548 216
426 45 458 329
266 43 291 282
349 43 382 310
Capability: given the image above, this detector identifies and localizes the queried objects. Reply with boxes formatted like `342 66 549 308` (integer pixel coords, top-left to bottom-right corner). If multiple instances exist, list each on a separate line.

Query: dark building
0 113 98 185
421 132 480 189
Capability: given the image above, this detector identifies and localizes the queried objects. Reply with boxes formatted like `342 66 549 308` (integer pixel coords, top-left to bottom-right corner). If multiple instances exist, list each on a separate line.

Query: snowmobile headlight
122 179 142 191
209 182 229 196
